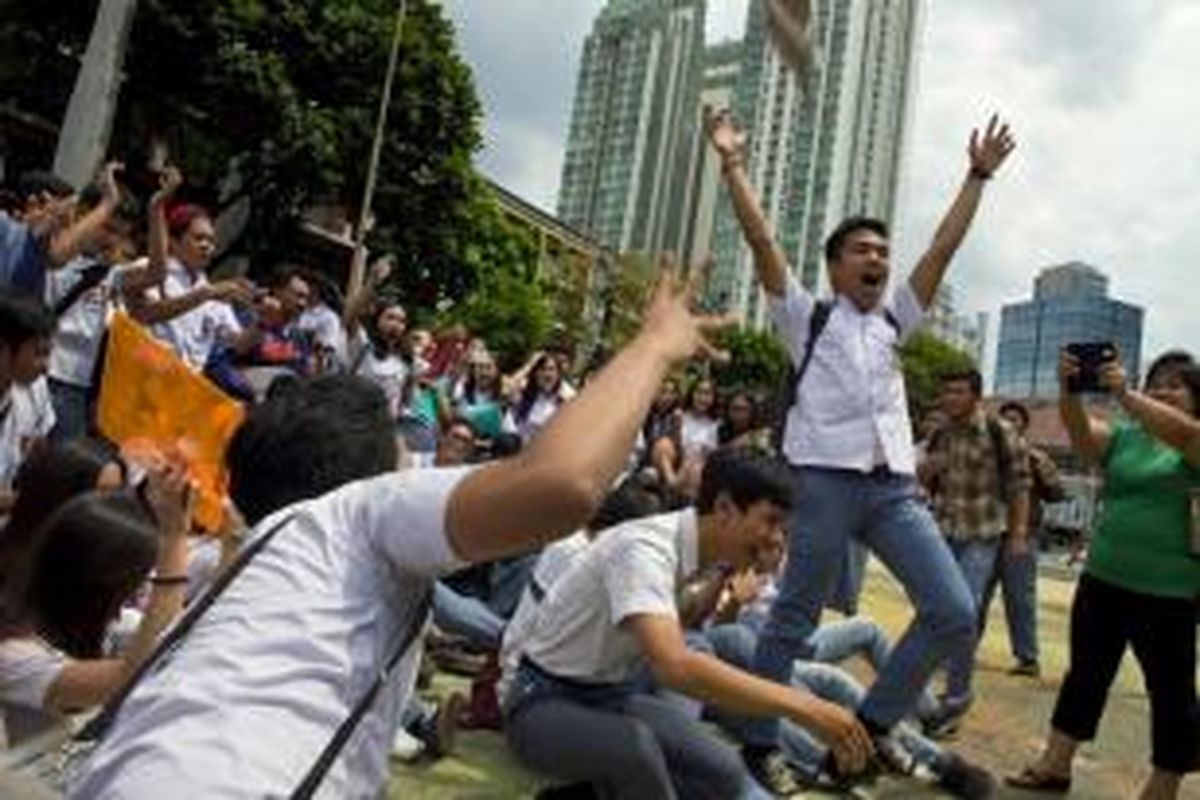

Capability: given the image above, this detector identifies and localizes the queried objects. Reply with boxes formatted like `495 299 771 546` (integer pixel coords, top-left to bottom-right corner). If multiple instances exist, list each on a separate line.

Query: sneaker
923 695 973 741
871 734 916 776
743 746 805 797
937 752 997 799
409 691 467 759
1008 660 1041 678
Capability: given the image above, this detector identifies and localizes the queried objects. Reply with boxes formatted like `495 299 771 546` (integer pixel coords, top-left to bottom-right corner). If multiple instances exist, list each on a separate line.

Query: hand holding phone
1064 342 1118 394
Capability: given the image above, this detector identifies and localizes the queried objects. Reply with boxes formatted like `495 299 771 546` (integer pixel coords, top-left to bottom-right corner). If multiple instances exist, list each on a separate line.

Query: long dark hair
0 439 125 583
463 356 502 405
514 354 561 424
2 492 158 658
719 390 760 444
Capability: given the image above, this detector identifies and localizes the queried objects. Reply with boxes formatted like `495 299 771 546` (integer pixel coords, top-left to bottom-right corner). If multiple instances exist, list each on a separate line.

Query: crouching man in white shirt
68 273 739 799
503 448 876 799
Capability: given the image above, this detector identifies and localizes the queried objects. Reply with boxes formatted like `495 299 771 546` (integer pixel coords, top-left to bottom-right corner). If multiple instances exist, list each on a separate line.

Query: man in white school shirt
68 271 738 799
503 449 876 799
707 108 1017 793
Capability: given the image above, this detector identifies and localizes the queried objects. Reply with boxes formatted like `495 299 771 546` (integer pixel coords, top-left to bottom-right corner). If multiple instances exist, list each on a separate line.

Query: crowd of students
0 104 1197 800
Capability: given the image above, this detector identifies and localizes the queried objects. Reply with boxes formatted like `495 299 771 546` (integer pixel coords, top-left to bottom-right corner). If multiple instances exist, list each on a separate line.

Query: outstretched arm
705 108 790 298
909 115 1016 309
1101 357 1200 468
1058 350 1113 465
44 163 123 269
446 267 730 563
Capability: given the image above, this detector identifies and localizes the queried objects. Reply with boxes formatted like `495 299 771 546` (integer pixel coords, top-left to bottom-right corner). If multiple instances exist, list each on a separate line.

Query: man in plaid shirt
920 368 1031 736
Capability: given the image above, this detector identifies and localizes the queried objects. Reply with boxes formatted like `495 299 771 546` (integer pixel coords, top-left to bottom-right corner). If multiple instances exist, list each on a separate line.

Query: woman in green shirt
1010 350 1200 799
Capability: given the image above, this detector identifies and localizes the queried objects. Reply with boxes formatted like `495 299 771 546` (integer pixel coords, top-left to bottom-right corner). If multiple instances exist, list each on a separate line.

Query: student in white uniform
0 298 56 512
503 449 876 799
707 107 1018 793
68 270 739 799
504 353 571 445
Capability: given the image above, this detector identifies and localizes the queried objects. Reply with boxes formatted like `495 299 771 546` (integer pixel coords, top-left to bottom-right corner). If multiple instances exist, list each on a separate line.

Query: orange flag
97 312 244 532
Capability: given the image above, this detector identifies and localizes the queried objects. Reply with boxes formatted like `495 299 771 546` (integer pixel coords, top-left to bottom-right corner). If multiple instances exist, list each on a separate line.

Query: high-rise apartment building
708 0 922 325
994 262 1144 399
556 0 706 254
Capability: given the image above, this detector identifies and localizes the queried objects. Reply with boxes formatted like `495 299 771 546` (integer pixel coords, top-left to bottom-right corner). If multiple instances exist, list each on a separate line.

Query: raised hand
1097 352 1128 396
151 166 184 208
638 254 736 365
142 456 195 539
100 161 125 206
703 107 747 169
368 255 395 287
968 114 1017 177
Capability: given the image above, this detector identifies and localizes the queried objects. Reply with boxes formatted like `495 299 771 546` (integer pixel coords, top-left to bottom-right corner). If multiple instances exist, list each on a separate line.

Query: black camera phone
1066 341 1118 394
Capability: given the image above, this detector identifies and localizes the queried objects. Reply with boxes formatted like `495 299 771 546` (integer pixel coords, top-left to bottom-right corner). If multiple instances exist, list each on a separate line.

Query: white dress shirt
149 259 242 371
69 467 471 799
771 276 925 475
517 510 699 685
0 378 56 485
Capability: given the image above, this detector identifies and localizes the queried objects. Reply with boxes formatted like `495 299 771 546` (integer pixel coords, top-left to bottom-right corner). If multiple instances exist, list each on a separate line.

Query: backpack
772 299 900 450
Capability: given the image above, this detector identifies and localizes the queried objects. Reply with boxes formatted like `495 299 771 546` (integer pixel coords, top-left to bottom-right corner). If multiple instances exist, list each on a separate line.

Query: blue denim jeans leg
747 467 975 744
432 581 505 650
981 542 1040 665
942 537 1002 702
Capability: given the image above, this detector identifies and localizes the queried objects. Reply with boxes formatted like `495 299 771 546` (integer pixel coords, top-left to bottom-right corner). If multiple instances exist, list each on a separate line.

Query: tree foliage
900 329 977 415
0 0 528 307
710 326 791 395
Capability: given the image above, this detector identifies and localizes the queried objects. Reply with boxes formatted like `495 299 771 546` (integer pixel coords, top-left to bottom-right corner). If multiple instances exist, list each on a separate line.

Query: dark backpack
772 299 900 450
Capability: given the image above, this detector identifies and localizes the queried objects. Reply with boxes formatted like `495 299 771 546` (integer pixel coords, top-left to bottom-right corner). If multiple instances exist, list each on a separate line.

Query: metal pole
348 0 407 297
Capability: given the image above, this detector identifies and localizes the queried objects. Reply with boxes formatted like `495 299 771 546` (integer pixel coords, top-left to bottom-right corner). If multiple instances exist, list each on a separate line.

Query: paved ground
391 561 1197 799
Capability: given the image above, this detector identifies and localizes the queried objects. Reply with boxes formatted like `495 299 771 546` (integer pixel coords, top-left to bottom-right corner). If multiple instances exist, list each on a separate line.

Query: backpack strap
290 585 432 799
51 262 109 318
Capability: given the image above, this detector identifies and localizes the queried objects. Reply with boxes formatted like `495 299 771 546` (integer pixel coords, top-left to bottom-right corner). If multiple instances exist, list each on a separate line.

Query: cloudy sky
442 0 1199 370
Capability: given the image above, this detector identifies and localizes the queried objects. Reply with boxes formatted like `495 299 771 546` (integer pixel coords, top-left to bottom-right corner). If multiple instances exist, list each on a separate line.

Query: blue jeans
747 467 975 743
432 582 505 650
981 541 1039 664
702 624 944 778
943 538 1002 702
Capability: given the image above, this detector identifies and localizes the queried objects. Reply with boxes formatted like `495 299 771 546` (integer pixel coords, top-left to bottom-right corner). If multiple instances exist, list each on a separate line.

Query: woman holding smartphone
1009 350 1200 799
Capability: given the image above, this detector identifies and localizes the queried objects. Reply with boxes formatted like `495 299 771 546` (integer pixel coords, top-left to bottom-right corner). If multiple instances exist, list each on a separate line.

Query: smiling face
828 227 891 312
1146 366 1198 417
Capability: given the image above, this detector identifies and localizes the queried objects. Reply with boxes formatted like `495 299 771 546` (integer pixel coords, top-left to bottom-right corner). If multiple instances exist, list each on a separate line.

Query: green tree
711 326 791 394
900 329 977 415
596 253 659 353
0 0 514 306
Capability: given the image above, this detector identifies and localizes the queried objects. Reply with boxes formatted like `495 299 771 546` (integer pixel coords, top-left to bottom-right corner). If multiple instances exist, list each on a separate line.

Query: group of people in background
0 104 1195 800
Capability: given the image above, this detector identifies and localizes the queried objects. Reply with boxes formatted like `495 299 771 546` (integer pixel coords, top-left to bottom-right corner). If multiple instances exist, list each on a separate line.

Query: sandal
1005 765 1072 794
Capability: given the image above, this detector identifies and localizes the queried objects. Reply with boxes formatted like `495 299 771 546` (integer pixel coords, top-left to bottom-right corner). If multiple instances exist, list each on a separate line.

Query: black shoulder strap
795 300 834 391
75 512 299 744
51 262 108 318
290 585 432 799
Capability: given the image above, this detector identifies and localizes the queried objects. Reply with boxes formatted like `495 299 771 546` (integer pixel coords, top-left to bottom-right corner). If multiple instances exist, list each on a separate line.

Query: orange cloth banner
97 312 244 531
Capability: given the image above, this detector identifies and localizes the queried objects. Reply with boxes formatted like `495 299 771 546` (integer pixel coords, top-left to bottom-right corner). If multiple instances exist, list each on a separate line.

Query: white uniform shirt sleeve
603 535 678 626
353 466 473 577
888 282 927 342
767 274 816 364
0 638 66 711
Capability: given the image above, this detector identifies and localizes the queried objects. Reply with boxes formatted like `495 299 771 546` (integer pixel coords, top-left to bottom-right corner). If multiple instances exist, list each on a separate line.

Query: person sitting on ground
502 448 876 800
0 461 192 748
504 352 571 446
0 298 57 514
720 389 770 452
651 376 721 494
293 268 347 372
68 268 732 798
1009 350 1200 800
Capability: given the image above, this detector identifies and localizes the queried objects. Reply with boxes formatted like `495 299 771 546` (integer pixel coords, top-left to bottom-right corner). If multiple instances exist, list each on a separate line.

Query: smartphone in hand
1066 341 1118 394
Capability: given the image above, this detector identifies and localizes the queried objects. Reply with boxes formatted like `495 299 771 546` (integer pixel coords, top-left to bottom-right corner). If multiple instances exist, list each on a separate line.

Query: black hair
1144 350 1195 389
489 432 524 459
0 439 125 572
463 355 502 404
719 390 760 444
3 491 158 658
1143 352 1200 420
997 400 1030 429
514 354 561 424
16 171 74 203
685 377 718 418
824 216 889 264
226 375 398 524
938 368 983 397
587 479 663 531
695 447 792 514
0 295 55 352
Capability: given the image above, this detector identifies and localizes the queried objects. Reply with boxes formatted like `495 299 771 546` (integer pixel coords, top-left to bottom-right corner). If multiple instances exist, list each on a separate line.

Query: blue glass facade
994 265 1143 399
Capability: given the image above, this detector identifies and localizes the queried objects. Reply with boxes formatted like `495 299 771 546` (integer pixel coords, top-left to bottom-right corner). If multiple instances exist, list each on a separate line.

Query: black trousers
1052 573 1198 773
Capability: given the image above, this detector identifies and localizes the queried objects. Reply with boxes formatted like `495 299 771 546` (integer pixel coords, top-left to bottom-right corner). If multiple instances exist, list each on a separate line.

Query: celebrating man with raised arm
707 107 1015 794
